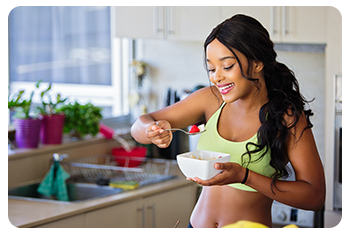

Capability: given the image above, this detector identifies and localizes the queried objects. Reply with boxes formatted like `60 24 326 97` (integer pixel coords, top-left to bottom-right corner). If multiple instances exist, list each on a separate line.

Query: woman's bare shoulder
190 86 223 114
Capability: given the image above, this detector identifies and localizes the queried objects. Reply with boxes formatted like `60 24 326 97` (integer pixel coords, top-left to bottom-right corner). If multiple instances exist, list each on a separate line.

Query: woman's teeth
219 83 234 92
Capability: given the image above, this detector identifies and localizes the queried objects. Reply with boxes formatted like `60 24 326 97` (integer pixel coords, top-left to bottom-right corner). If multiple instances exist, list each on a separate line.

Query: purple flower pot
14 118 42 148
39 113 65 144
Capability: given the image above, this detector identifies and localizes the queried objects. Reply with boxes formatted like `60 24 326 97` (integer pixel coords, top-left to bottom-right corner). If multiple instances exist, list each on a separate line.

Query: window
8 6 131 119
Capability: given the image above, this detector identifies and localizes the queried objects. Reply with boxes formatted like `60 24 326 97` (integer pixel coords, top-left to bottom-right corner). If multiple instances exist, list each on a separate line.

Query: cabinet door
167 6 221 41
220 6 274 40
281 6 327 43
114 6 165 39
143 185 195 228
85 199 141 228
220 6 327 44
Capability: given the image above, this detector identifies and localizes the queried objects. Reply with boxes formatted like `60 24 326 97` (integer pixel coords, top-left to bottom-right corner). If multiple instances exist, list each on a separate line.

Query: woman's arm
131 87 218 148
191 114 326 211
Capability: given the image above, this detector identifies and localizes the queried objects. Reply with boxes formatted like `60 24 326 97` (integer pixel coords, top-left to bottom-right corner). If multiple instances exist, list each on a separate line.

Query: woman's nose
213 71 224 83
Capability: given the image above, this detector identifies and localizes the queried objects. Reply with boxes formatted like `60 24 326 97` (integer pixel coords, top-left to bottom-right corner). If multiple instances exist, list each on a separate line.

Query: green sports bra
196 102 276 192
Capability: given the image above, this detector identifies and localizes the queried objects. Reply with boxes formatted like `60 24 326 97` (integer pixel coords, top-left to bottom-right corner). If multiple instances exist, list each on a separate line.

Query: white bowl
176 150 231 180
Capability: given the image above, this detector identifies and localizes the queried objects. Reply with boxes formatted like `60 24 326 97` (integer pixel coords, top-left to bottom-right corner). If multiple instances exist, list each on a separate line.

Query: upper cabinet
114 6 221 41
221 6 273 38
221 6 327 44
114 6 327 44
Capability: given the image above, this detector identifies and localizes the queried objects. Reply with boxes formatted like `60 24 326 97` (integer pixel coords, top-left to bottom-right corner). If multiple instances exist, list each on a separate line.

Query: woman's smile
217 83 235 94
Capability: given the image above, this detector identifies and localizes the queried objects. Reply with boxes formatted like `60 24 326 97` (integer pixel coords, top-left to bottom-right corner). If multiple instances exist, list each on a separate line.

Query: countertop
8 169 191 228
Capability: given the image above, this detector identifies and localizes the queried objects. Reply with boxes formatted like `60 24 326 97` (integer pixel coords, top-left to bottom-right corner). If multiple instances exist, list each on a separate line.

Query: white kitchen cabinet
85 185 195 228
165 6 220 41
220 6 327 44
114 6 220 41
273 6 327 43
114 6 163 39
221 6 273 38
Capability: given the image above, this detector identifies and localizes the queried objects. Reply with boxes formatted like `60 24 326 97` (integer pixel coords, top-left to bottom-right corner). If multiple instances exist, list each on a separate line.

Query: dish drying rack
61 154 177 187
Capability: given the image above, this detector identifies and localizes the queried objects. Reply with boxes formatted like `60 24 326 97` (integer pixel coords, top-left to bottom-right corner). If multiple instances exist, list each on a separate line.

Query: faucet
53 153 68 162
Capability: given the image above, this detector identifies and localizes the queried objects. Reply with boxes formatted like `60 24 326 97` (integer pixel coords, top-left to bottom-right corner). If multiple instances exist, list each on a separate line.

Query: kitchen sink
8 182 123 203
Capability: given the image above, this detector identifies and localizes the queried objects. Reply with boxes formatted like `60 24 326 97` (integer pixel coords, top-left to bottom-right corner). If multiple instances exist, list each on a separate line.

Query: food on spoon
198 124 205 132
189 125 200 133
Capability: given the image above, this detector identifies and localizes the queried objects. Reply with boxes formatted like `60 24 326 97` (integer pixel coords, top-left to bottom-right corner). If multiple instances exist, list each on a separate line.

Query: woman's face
206 39 260 104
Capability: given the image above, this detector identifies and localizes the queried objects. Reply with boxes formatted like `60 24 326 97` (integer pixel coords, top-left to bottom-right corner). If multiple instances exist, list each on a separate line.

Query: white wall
324 6 342 227
139 39 208 110
277 51 325 162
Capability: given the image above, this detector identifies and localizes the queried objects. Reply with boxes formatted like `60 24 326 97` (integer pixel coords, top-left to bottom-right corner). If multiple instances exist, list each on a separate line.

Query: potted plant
58 101 102 139
8 85 41 148
36 81 68 144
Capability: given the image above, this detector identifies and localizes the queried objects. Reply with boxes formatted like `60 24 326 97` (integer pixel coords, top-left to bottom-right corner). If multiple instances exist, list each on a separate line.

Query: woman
131 14 325 228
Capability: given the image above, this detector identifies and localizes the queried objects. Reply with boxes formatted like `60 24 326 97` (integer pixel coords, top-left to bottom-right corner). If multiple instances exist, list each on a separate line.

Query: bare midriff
190 185 273 228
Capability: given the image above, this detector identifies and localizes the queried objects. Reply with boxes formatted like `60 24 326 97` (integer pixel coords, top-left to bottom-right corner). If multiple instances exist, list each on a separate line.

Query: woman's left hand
186 162 245 186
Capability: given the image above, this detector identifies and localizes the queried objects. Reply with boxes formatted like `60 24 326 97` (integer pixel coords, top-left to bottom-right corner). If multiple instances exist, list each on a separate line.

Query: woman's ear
253 61 264 73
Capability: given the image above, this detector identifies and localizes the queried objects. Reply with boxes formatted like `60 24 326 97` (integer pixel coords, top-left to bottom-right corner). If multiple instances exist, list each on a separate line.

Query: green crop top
196 102 276 192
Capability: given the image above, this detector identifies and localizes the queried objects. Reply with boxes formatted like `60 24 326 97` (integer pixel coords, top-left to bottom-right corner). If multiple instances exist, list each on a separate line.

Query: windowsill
8 115 133 161
8 134 109 161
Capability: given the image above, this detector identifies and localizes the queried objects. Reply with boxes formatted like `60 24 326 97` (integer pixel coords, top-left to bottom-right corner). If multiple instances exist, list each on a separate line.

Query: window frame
8 7 133 122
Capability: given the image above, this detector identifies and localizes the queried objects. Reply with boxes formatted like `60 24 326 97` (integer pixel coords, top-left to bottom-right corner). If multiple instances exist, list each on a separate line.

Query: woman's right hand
146 120 173 148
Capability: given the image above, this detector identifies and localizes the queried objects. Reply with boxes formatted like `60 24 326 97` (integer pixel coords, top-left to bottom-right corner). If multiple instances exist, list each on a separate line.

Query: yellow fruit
222 220 269 228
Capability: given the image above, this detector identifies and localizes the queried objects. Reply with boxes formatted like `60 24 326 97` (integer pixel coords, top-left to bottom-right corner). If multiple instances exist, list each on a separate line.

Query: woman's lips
217 83 234 94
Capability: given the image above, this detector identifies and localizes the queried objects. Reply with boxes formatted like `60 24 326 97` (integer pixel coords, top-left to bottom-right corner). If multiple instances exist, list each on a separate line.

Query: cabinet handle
137 205 145 228
154 6 163 34
270 6 278 35
166 7 175 36
147 204 156 228
282 6 289 37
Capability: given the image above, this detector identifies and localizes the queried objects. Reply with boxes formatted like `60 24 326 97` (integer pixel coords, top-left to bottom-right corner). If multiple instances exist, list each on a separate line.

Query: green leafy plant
36 80 68 115
8 83 37 119
58 101 102 138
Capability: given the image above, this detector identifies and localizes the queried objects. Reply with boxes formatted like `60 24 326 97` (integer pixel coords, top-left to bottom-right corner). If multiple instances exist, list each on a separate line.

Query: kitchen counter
8 169 195 228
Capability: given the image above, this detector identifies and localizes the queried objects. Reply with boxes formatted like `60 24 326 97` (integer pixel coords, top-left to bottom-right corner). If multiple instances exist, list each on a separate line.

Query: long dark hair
204 14 314 190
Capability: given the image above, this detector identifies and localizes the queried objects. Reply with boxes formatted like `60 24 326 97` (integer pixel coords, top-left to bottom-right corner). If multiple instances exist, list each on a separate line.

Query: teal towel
37 161 70 201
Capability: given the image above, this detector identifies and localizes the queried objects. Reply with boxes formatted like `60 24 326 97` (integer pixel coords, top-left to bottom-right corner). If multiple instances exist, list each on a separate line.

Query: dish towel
37 161 70 201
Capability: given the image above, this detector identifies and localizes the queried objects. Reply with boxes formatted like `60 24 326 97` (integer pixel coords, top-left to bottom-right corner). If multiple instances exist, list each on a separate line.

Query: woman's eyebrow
219 56 236 61
206 56 236 62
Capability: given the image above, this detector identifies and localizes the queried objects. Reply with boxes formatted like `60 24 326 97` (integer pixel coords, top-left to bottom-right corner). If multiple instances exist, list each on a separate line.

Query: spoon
147 128 206 135
174 220 180 228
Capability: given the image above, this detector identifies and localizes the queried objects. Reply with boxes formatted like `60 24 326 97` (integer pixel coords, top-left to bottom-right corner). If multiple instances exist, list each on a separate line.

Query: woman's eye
224 64 234 71
208 68 215 73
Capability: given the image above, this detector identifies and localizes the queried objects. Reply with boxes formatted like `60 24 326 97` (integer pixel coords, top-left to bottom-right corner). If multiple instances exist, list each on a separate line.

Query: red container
99 123 114 139
39 113 65 144
112 147 147 167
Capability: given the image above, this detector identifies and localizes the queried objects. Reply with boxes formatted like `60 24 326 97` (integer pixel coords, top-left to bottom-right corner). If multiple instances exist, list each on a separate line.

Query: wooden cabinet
142 185 194 228
114 6 220 41
85 199 141 228
85 185 195 228
221 6 327 44
35 214 85 228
